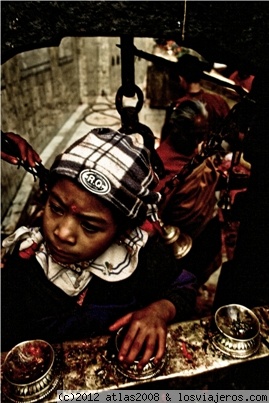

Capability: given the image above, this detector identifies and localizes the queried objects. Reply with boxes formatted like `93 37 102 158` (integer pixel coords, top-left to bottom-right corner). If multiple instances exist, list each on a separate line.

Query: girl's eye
49 202 64 216
81 222 99 233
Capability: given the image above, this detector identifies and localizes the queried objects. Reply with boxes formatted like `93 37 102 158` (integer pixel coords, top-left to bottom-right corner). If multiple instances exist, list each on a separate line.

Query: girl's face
43 178 120 264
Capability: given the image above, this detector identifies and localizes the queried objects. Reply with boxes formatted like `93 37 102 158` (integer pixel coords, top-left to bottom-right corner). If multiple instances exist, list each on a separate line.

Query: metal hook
115 85 144 115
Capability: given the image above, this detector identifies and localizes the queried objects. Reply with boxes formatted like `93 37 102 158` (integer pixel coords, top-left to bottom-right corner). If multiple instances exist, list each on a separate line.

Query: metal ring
115 85 144 114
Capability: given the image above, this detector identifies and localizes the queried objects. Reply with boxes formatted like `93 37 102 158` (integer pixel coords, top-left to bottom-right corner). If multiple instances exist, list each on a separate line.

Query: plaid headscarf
50 128 161 222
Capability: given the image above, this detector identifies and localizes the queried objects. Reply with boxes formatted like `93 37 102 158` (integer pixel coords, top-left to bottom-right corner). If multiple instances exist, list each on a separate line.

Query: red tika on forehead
71 204 78 213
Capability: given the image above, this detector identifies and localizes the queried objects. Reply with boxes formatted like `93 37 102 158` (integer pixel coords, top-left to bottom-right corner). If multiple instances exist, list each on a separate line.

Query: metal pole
120 35 135 98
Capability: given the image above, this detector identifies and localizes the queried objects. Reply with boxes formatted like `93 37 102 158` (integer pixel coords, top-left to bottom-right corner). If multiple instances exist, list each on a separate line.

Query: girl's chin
50 250 75 265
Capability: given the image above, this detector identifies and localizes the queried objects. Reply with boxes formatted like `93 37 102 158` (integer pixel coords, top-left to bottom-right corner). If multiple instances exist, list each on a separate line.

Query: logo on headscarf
79 169 111 195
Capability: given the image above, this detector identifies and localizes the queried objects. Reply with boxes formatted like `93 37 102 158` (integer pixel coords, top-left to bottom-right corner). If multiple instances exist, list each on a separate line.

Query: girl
2 128 197 369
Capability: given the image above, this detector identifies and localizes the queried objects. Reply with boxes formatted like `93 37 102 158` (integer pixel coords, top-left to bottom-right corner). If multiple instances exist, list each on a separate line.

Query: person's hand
109 299 176 370
1 131 41 167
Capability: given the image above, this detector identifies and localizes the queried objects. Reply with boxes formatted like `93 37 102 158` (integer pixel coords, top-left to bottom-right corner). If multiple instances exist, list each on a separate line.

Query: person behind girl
1 130 41 166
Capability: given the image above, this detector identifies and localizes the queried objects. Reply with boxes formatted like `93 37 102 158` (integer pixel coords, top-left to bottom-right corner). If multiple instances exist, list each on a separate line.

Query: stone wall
1 36 153 221
1 37 80 218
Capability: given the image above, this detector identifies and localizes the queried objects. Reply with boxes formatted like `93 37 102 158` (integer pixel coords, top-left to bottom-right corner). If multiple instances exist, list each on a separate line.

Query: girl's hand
109 299 176 370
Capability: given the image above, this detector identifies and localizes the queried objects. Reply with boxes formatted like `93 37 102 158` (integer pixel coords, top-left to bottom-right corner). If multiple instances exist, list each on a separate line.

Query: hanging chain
115 36 144 115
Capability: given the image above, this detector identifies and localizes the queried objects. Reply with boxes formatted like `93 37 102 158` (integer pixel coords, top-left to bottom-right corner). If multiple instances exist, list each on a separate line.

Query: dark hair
167 100 208 155
177 54 208 83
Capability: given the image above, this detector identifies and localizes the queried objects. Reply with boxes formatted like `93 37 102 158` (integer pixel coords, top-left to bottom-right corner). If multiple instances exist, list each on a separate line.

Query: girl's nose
54 217 76 244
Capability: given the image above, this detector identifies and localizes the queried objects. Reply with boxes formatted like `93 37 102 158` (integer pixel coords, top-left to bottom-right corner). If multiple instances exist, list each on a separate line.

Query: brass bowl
114 327 167 380
2 340 59 403
212 304 261 358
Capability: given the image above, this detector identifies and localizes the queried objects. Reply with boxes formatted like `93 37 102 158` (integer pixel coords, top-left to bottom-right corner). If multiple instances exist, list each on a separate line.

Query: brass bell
172 233 192 259
160 223 180 245
159 221 192 259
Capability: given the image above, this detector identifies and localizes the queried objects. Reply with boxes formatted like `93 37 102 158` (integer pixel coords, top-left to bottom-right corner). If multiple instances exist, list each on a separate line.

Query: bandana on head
49 128 161 222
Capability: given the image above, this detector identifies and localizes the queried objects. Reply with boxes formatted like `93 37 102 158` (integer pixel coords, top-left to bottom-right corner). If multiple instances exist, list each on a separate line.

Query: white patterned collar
2 226 148 296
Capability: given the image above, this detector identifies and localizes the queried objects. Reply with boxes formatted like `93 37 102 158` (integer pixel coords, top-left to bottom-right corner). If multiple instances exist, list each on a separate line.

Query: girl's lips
48 244 74 262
